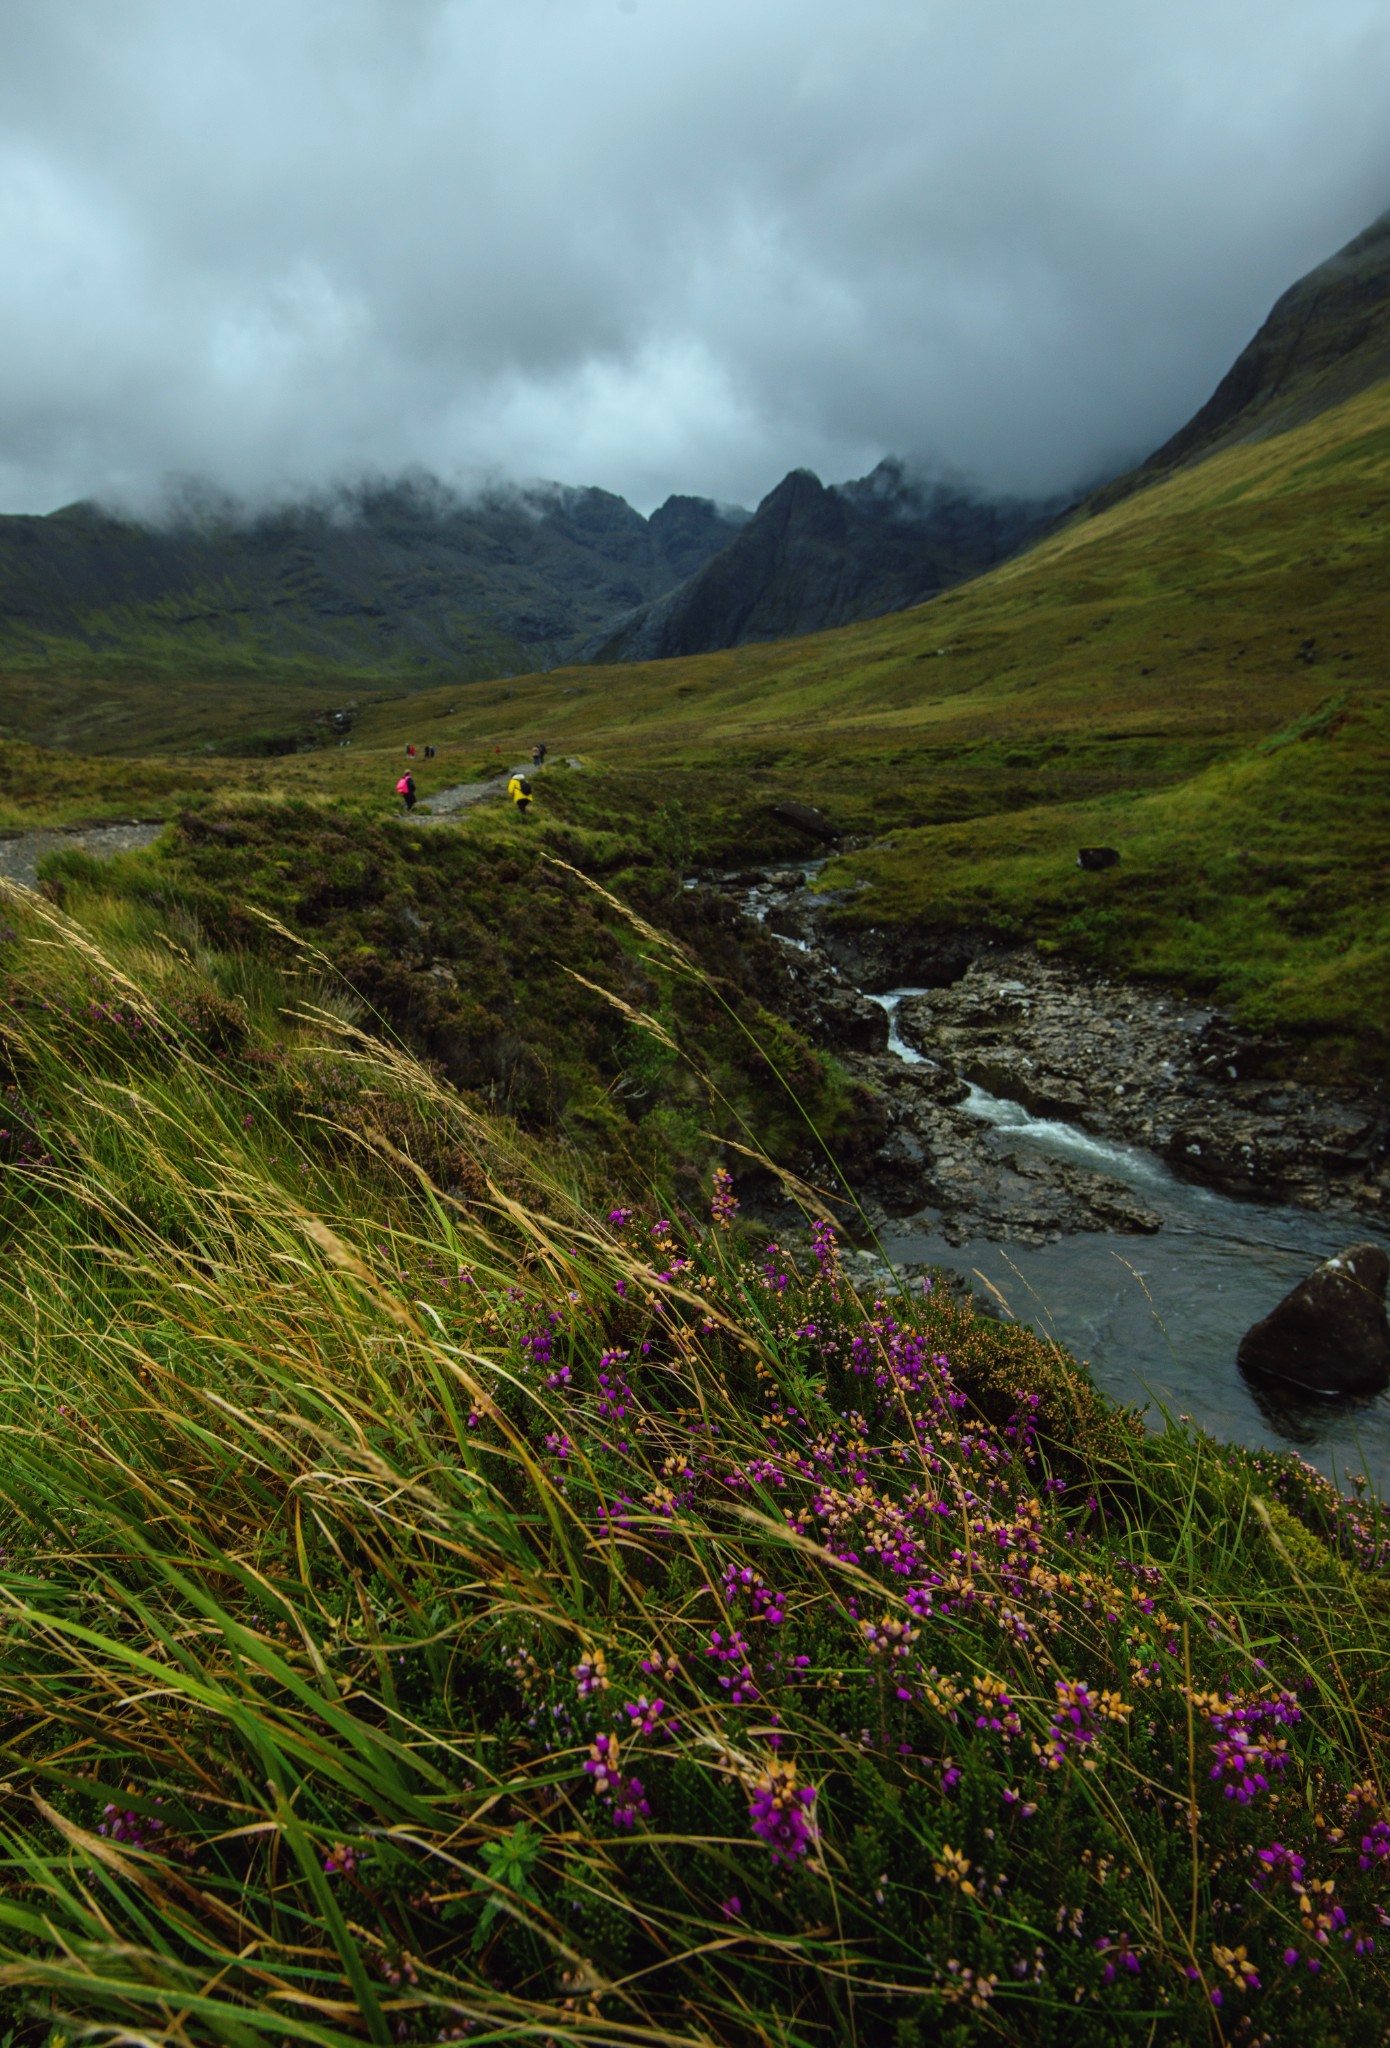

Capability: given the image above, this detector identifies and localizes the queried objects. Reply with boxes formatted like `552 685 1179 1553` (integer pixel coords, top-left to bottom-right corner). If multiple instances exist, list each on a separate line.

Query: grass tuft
0 879 1384 2043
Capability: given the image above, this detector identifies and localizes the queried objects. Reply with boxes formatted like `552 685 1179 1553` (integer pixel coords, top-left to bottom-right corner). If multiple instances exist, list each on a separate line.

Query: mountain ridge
585 458 1057 663
1082 206 1390 516
0 472 750 686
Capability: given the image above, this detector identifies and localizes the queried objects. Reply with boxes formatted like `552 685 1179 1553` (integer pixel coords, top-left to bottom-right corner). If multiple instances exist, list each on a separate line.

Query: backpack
396 776 411 795
518 776 532 796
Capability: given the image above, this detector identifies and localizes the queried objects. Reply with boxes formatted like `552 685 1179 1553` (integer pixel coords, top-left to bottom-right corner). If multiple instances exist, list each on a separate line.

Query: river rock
892 954 1388 1212
819 922 996 992
685 870 1389 1240
781 960 889 1055
1236 1243 1390 1395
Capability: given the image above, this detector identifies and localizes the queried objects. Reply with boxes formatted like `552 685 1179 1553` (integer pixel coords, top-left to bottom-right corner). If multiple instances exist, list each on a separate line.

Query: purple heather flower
747 1760 817 1867
1095 1933 1141 1985
810 1218 839 1277
622 1696 678 1739
97 1801 166 1850
1360 1821 1390 1871
583 1732 650 1828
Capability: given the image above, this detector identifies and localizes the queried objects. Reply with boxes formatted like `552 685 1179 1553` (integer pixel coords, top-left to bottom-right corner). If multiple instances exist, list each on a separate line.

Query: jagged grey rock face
587 459 1055 663
1237 1243 1390 1396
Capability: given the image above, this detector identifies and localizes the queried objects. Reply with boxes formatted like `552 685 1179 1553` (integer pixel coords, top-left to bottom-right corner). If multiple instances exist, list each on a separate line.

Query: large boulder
1237 1242 1390 1395
772 799 838 842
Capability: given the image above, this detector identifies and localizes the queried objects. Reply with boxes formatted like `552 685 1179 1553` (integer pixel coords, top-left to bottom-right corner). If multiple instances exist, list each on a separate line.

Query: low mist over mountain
1088 207 1390 513
0 458 1056 690
587 460 1057 663
5 204 1390 722
0 475 749 685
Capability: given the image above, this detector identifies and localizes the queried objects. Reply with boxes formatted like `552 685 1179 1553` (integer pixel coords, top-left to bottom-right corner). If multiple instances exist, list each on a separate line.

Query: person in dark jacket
396 772 417 812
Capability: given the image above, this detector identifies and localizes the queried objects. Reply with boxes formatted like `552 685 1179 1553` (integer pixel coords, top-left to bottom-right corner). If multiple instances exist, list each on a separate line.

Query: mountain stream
703 854 1390 1497
866 988 1390 1494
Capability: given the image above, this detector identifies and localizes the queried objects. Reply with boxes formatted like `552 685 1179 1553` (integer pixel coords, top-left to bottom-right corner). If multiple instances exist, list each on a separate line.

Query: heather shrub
0 881 1385 2046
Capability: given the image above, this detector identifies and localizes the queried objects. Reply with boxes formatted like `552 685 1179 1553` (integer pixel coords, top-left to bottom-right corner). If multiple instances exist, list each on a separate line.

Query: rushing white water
864 987 930 1064
687 894 1388 1491
868 989 1390 1494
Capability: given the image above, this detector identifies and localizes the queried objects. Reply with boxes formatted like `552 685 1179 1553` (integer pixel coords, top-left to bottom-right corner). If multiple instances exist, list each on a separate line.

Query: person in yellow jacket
507 771 533 818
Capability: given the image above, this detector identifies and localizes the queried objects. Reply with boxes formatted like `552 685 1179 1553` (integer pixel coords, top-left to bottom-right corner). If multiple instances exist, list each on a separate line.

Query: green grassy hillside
0 878 1385 2045
333 373 1390 1079
6 372 1390 1081
2 369 1389 2043
1089 206 1390 509
0 482 746 754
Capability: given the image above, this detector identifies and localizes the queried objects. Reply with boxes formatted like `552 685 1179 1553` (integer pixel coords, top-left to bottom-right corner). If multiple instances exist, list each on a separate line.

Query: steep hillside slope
590 458 1051 660
339 370 1390 1078
2 882 1384 2043
1088 205 1390 512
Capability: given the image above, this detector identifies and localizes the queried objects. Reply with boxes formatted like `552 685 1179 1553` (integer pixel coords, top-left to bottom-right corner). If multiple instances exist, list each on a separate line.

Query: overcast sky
1 0 1388 519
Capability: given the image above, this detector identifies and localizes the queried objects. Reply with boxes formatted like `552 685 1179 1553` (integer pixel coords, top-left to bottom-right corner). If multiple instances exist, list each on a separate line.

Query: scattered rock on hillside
1237 1243 1390 1395
772 800 838 842
1077 846 1121 870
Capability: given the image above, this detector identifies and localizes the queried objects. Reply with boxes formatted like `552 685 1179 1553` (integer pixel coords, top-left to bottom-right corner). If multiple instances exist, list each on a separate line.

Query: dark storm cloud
1 0 1388 515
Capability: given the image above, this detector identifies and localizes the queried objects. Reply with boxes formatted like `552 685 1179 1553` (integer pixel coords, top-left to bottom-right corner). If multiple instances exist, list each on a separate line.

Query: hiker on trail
397 772 417 812
537 741 547 763
406 744 416 757
424 744 436 758
531 744 542 767
507 772 533 819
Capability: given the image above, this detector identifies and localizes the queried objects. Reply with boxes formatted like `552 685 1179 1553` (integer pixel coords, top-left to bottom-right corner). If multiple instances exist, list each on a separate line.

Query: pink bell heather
747 1757 817 1867
710 1167 739 1229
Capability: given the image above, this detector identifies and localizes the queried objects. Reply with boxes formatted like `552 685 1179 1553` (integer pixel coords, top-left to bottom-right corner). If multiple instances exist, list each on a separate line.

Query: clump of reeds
0 881 1386 2046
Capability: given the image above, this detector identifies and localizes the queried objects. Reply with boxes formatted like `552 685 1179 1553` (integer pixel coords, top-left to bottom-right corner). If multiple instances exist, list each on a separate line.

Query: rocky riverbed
688 863 1389 1247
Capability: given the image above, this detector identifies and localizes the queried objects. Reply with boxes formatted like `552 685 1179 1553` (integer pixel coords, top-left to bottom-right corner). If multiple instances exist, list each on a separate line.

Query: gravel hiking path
409 775 507 823
0 821 164 892
409 764 554 824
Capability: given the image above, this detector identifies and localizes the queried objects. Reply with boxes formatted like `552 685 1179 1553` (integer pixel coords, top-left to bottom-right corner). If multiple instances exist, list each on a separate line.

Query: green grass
1 325 1388 2046
5 372 1383 1089
317 374 1390 1080
7 369 1390 1082
0 876 1385 2044
28 802 867 1211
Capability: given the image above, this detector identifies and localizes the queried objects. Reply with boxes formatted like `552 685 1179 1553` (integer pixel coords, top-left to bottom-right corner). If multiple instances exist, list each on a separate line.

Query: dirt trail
0 821 164 892
409 763 559 824
409 775 508 823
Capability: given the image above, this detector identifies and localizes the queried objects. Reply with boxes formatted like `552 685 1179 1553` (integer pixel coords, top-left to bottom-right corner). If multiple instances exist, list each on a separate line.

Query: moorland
0 259 1389 2041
